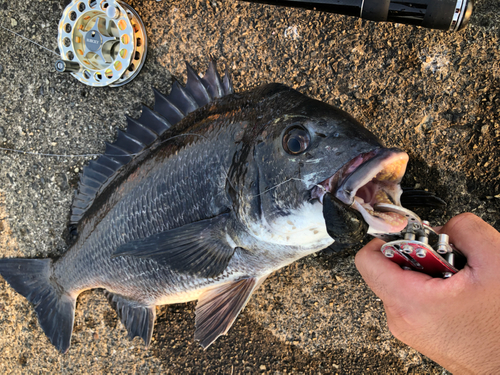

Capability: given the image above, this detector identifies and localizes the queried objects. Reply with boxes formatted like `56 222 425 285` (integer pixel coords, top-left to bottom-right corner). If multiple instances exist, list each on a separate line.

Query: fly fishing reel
56 0 147 87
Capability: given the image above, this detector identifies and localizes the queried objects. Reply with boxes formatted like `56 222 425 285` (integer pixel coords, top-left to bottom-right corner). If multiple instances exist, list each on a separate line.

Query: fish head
247 87 409 237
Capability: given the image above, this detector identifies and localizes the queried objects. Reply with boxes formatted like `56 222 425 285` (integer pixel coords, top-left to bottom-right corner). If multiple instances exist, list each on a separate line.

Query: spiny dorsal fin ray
88 160 115 177
70 60 234 226
72 198 87 208
185 62 211 106
223 67 234 95
125 116 157 145
82 167 108 184
169 80 199 115
137 105 170 135
114 130 145 154
104 142 132 164
95 155 123 172
202 59 224 99
103 291 156 347
153 88 185 124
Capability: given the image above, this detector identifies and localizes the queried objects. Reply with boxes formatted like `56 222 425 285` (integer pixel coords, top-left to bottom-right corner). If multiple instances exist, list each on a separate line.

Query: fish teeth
374 190 392 204
365 189 405 226
375 158 407 182
371 211 407 226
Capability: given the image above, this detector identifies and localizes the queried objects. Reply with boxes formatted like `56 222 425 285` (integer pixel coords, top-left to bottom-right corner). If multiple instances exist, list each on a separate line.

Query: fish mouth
312 148 409 234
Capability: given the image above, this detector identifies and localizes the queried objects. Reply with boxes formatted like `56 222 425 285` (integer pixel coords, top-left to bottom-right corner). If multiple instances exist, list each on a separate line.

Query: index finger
355 238 433 304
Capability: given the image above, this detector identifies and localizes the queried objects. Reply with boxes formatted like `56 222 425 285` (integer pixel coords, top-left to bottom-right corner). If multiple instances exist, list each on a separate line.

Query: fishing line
0 24 59 57
0 133 207 158
0 22 208 159
251 178 319 197
0 147 101 158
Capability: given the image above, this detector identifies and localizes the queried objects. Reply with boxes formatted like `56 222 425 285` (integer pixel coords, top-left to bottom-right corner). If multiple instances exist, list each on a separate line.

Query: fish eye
282 126 311 155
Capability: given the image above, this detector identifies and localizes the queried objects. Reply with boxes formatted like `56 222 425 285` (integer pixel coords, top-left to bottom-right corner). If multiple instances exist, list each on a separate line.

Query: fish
0 60 410 353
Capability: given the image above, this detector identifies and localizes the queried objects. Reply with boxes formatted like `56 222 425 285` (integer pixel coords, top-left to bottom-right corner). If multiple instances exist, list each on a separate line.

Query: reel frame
57 0 147 87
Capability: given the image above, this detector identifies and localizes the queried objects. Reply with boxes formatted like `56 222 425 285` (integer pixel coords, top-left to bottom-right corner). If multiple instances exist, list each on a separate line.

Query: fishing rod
242 0 474 31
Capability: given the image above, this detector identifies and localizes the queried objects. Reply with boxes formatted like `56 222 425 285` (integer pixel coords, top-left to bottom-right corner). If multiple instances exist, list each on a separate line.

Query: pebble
55 173 69 191
418 115 433 133
11 18 17 27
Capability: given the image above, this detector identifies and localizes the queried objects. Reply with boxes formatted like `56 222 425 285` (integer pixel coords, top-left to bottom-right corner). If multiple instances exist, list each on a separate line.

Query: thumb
441 213 500 266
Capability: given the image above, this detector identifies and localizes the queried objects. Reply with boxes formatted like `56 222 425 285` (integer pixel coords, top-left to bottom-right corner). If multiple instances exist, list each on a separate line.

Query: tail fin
0 258 75 353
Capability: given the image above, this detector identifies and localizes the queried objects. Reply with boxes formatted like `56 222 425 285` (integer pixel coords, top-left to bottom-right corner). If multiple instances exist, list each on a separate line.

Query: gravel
0 0 499 373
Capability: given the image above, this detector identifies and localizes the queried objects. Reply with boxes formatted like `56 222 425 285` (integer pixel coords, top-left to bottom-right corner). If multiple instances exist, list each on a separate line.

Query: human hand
355 213 500 374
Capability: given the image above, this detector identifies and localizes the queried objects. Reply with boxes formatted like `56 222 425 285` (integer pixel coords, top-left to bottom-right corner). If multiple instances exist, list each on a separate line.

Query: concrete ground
0 0 499 373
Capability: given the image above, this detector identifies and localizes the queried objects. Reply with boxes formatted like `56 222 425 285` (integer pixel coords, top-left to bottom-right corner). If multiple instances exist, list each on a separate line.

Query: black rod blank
242 0 474 31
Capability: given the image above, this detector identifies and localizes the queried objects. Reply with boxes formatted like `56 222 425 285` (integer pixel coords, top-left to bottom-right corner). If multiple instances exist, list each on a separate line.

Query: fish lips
322 192 368 246
316 148 410 234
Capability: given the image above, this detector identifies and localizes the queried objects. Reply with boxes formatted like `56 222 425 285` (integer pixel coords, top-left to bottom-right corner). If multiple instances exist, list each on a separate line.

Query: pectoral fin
195 275 268 348
113 213 235 278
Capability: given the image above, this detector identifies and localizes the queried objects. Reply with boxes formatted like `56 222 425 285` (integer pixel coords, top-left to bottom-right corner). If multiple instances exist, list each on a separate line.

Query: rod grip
361 0 390 22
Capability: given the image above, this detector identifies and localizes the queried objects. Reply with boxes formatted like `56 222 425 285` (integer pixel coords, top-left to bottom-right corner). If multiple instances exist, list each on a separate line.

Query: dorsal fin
70 59 235 226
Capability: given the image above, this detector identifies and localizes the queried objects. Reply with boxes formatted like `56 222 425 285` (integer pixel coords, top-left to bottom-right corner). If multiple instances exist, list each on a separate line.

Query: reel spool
56 0 147 87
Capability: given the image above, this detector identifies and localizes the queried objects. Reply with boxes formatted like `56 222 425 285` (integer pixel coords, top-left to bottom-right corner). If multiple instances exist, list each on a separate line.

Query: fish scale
55 126 236 297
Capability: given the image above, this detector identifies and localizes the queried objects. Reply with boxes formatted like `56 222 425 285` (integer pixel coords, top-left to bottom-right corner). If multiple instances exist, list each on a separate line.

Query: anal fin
103 291 156 347
195 275 268 348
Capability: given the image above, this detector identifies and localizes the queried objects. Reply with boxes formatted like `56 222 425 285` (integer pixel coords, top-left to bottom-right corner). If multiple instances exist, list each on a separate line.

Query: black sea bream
0 61 409 353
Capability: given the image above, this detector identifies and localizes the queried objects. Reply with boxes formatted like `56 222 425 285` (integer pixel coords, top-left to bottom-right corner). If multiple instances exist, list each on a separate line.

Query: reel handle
55 60 81 73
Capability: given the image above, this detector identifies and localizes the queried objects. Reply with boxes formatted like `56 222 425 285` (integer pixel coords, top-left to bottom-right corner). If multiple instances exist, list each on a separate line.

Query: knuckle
444 212 500 251
384 303 416 340
386 310 407 340
386 316 401 338
446 212 481 232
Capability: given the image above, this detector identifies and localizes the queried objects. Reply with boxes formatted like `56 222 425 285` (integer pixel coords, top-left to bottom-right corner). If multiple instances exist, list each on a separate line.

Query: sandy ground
0 0 499 373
